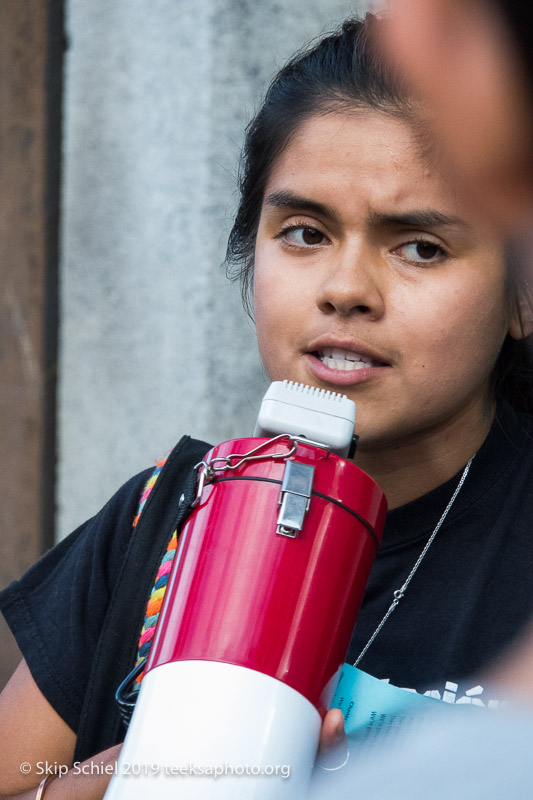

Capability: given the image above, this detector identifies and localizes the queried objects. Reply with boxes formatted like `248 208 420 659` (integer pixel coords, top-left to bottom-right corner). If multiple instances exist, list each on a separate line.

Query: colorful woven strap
132 456 180 688
132 458 167 528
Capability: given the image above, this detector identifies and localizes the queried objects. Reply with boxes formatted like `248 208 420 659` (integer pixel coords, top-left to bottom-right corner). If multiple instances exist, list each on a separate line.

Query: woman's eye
282 226 326 246
396 240 446 263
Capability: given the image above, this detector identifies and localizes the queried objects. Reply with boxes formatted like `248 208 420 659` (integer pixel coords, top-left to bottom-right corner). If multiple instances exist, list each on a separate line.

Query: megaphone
105 381 386 799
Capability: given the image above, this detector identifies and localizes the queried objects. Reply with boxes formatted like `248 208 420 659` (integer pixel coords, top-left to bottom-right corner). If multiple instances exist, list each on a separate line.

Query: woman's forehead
262 111 468 225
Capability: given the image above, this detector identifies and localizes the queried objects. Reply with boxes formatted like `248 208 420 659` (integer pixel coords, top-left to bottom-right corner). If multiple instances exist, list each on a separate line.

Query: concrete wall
58 0 360 538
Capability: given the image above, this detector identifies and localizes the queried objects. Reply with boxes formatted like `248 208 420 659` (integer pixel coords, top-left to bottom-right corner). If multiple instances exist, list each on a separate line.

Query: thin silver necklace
353 455 475 668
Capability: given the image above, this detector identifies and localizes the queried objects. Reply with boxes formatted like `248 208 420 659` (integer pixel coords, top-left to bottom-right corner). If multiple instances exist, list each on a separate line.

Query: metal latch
276 460 315 537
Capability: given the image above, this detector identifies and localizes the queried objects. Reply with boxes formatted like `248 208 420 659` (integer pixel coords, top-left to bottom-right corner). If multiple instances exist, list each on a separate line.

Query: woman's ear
508 293 533 340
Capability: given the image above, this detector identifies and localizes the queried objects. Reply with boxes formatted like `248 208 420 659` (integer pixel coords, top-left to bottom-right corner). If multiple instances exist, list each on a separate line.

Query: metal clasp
276 460 315 538
191 434 298 508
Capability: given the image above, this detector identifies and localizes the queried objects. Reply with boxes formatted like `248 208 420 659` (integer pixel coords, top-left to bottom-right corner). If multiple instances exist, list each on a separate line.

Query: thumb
316 708 349 771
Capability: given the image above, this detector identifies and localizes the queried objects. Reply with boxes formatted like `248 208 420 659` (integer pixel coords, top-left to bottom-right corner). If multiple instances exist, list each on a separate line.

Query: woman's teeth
317 347 377 371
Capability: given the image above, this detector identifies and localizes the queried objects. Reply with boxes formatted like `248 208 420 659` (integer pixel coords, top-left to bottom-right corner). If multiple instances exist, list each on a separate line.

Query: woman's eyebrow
263 193 468 231
368 209 467 229
263 190 336 219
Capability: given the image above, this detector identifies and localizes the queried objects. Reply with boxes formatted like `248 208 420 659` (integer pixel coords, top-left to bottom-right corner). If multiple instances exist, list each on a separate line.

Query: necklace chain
353 455 475 668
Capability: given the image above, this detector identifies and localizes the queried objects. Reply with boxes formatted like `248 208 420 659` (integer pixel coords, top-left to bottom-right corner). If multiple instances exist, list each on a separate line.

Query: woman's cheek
254 280 289 378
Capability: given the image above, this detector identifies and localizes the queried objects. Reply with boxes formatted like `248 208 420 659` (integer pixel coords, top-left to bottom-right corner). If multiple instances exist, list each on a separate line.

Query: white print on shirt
381 679 503 709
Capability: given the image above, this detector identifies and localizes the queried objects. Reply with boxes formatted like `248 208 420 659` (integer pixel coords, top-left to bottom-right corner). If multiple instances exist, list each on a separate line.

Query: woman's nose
316 249 385 319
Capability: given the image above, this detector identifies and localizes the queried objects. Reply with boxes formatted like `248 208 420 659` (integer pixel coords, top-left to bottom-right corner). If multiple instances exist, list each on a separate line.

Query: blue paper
332 664 446 747
332 664 471 756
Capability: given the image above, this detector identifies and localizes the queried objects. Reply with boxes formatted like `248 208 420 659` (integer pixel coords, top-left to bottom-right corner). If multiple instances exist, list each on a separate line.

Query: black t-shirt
2 404 533 731
347 403 533 704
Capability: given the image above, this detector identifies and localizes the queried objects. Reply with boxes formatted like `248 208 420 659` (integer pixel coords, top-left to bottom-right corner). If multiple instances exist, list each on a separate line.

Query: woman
1 16 533 799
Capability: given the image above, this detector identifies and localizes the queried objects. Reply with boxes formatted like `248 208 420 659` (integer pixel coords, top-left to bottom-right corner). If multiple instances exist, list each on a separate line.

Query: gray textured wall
58 0 359 538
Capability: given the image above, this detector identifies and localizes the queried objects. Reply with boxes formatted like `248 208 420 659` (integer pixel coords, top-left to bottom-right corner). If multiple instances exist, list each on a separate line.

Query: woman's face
253 111 520 454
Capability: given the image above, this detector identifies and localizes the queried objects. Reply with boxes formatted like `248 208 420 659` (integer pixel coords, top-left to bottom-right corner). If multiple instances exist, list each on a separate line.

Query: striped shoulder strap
131 458 179 687
74 435 211 763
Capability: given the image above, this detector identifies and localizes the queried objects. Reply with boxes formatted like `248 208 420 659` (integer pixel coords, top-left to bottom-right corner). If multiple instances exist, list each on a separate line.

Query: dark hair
226 16 410 313
493 0 533 414
226 14 533 415
494 244 533 414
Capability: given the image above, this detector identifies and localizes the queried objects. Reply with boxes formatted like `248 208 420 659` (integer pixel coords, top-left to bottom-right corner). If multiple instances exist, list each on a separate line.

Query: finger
316 708 349 771
319 708 346 751
316 709 350 772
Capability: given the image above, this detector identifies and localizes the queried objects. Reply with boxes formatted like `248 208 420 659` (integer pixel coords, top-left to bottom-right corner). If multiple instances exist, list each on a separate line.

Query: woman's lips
304 351 392 386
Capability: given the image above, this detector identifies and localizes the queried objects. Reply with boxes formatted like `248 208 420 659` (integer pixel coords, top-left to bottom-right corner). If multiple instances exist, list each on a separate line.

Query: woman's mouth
305 346 391 386
315 347 383 371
